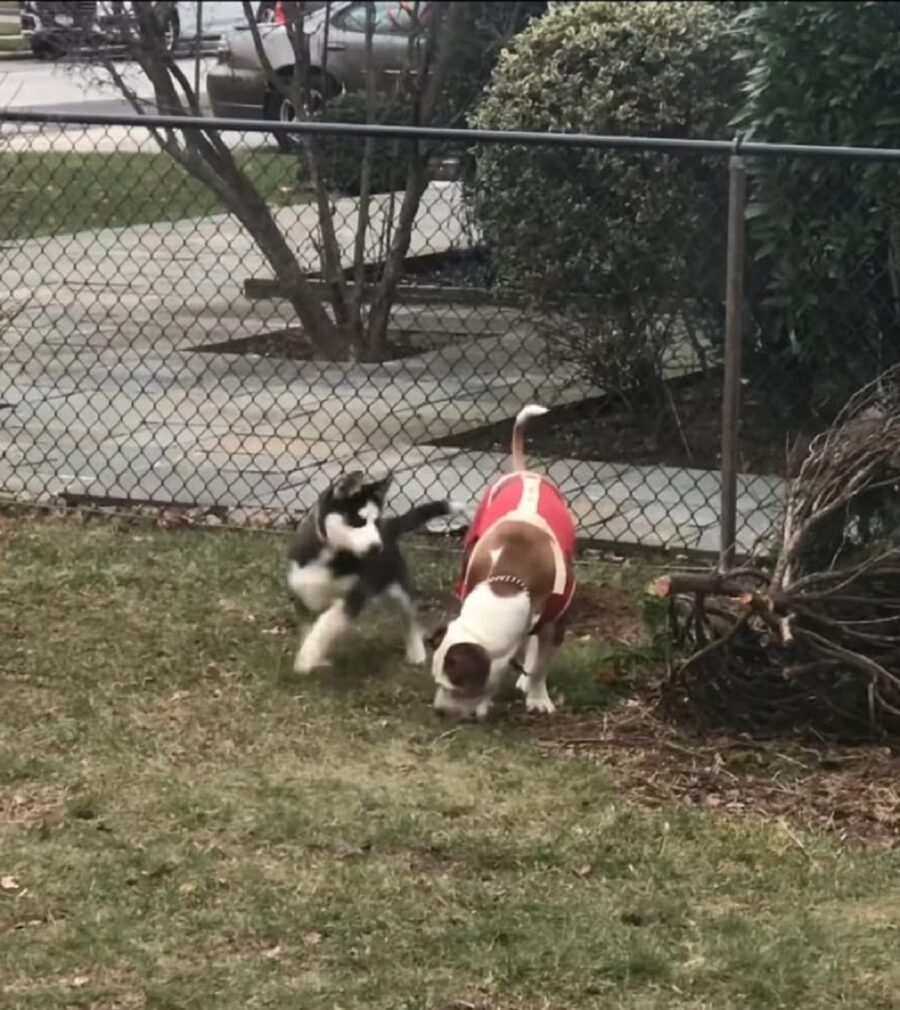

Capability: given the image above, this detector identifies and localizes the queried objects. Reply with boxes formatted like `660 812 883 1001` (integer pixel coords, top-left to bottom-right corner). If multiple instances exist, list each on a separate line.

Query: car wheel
31 38 55 60
266 73 332 153
268 92 300 153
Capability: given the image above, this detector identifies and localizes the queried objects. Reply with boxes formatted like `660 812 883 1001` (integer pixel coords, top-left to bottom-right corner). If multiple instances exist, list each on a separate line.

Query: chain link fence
2 111 896 557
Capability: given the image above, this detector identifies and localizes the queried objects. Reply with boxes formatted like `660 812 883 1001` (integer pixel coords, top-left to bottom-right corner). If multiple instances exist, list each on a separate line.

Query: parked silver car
207 1 429 151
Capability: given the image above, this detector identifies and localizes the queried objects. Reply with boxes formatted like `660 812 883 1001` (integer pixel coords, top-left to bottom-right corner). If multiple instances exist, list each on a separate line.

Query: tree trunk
109 3 347 360
225 169 346 358
363 156 428 361
348 1 378 353
360 1 464 361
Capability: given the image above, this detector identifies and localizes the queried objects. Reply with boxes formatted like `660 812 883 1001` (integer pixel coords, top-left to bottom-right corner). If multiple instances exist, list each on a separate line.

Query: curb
0 48 30 61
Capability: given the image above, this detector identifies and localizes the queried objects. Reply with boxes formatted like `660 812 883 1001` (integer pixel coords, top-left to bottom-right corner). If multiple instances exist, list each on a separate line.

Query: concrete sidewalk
0 183 781 554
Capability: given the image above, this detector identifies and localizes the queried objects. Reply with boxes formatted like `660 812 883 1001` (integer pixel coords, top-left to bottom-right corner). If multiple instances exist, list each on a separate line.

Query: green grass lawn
0 149 307 241
1 516 899 1010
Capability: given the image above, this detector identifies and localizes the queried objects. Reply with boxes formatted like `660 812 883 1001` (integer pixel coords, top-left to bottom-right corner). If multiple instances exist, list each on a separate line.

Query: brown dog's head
428 623 495 720
443 642 490 697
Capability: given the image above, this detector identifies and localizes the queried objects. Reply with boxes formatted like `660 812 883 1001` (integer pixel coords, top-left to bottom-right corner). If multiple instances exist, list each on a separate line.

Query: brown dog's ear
443 642 490 697
425 624 447 652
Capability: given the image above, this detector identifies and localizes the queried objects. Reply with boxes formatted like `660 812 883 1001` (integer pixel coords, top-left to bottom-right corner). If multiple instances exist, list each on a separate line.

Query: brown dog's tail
511 404 548 472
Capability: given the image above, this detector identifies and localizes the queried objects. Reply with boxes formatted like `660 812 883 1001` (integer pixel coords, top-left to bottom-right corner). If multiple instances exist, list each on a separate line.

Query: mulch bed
190 326 425 362
565 581 646 644
534 705 900 849
519 579 900 849
441 370 820 477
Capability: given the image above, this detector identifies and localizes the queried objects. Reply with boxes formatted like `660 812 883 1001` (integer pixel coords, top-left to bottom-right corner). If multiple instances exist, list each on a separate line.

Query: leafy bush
470 1 742 414
298 92 411 197
735 1 900 417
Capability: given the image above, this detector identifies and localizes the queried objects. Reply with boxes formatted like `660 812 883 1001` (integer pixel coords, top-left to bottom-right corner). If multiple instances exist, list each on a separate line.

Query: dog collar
487 574 546 633
487 573 530 596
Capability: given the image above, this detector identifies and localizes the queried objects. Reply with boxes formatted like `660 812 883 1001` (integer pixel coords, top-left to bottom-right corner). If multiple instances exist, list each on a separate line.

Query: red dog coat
456 471 576 629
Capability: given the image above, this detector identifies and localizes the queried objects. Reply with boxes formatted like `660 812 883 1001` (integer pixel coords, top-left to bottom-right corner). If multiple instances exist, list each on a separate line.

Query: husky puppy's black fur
287 471 458 674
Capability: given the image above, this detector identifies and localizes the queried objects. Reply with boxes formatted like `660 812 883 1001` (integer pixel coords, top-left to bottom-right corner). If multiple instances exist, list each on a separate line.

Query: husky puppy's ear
362 472 393 507
332 471 365 500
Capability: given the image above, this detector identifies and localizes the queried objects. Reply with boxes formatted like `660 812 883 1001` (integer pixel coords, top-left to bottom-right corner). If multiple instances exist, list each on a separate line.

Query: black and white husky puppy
287 471 460 674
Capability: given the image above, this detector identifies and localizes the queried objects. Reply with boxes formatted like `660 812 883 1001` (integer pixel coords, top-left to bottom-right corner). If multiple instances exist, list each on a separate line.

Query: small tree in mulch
94 1 543 363
652 366 900 742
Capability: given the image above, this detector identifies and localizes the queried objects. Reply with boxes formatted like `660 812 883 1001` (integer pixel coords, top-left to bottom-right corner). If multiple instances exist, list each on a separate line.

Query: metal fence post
720 151 747 570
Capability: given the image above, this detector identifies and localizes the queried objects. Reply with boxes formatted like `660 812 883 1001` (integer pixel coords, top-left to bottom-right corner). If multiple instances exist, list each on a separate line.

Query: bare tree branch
660 363 900 740
284 1 350 326
365 1 469 356
349 1 378 331
105 0 343 356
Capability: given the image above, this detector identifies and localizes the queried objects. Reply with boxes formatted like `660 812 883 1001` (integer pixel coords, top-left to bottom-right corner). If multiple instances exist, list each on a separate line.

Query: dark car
19 1 100 59
20 1 264 60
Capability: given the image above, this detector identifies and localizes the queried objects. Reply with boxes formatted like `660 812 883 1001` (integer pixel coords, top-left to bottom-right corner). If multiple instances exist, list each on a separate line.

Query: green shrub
299 92 411 197
735 1 900 416
470 1 742 415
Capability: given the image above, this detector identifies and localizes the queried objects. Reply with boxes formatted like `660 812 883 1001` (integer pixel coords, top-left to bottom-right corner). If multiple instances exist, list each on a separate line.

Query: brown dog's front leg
515 624 561 714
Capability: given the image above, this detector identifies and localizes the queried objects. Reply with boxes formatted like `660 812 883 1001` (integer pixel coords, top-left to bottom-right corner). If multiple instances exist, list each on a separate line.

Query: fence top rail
4 108 900 162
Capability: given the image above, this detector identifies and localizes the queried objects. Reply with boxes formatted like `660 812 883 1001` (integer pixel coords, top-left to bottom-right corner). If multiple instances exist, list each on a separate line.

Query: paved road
0 54 215 116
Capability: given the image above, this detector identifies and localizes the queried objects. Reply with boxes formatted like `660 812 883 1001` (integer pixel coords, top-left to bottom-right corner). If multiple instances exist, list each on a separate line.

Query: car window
335 1 428 36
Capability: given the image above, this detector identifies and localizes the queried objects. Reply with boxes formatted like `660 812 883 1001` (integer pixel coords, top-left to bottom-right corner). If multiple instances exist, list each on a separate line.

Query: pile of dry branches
654 366 900 741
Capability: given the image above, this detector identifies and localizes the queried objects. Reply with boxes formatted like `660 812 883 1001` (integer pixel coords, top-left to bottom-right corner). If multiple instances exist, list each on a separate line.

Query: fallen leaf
262 944 282 958
0 875 19 891
573 864 593 879
178 881 197 895
72 976 89 988
303 931 323 946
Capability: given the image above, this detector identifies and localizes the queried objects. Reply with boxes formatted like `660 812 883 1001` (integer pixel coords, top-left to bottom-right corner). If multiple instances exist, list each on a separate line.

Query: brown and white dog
429 405 577 720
